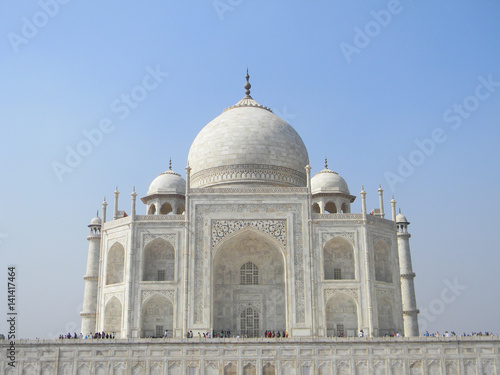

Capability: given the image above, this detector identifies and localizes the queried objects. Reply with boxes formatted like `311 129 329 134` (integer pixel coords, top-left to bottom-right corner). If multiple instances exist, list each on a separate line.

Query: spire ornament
324 157 328 169
244 69 252 97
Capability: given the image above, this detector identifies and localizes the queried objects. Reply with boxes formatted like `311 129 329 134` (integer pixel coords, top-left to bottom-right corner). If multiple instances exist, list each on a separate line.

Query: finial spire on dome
169 158 172 170
96 210 99 217
244 69 252 98
325 157 328 169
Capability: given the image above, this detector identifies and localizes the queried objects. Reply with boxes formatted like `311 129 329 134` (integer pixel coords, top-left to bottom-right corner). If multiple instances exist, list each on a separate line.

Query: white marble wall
2 337 498 374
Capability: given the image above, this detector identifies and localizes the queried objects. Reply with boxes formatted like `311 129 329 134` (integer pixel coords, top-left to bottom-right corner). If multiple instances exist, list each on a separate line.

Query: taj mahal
2 74 498 375
80 72 419 340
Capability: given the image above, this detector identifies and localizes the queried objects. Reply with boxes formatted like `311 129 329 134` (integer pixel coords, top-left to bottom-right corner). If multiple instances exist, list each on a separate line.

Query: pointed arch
176 204 185 214
374 239 392 283
325 201 337 213
312 202 320 213
341 202 349 213
377 295 395 336
104 297 122 337
263 363 276 375
148 204 156 215
224 363 237 375
243 363 256 375
160 202 173 215
106 242 124 285
131 364 144 375
22 364 36 375
77 364 90 375
240 261 258 285
142 238 175 281
42 364 55 375
324 236 355 280
240 307 260 338
95 365 106 375
213 227 286 338
141 293 173 337
326 292 359 337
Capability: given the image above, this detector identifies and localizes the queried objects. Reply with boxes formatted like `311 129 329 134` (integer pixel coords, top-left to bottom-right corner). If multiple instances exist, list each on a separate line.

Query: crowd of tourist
58 332 116 339
423 331 496 337
55 329 496 340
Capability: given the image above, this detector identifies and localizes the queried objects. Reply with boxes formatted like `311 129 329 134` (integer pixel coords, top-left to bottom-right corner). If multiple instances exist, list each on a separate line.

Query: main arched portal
212 229 286 337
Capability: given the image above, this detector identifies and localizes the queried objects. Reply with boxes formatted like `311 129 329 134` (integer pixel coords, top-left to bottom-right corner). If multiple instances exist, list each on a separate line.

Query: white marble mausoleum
80 73 420 340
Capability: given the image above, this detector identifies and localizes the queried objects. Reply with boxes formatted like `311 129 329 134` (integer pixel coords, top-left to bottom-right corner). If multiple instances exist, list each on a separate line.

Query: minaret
377 185 385 218
80 212 102 335
390 195 397 222
113 187 119 220
396 211 420 336
360 185 367 216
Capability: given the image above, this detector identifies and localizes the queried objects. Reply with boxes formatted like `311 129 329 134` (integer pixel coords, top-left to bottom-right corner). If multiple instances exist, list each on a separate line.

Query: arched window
240 307 259 338
104 297 122 337
106 243 124 285
240 262 258 285
374 240 392 283
141 294 173 338
312 203 320 213
341 202 349 213
160 202 172 215
324 237 355 280
148 204 156 215
176 204 185 214
143 239 175 281
325 201 337 213
326 293 358 337
377 296 395 336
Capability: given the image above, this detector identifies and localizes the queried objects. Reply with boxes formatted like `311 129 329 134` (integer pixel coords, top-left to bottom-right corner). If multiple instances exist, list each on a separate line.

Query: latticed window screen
240 262 258 285
333 268 342 280
240 307 259 338
336 324 344 337
157 269 166 281
155 325 163 338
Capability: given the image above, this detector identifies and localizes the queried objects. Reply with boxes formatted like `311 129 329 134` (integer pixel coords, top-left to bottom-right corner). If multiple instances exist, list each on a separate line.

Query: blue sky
0 0 499 338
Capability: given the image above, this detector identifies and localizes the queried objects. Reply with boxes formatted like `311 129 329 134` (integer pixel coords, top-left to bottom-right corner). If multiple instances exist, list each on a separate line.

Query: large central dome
188 74 309 188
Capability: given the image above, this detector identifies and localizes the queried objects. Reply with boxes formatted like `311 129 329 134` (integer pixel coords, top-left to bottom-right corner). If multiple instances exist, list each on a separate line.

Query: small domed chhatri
311 158 350 195
146 160 186 196
141 160 186 215
188 71 309 188
89 214 102 226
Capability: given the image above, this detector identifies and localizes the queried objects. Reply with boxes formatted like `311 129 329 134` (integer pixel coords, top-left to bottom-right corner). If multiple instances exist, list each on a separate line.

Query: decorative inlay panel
104 291 124 305
324 288 359 304
212 219 286 248
376 289 394 301
321 231 356 247
108 236 127 249
142 233 177 248
372 233 392 249
190 164 307 189
140 290 176 304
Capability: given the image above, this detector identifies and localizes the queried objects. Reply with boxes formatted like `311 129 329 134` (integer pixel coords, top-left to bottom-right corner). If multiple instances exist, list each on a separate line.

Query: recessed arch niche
212 228 286 337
